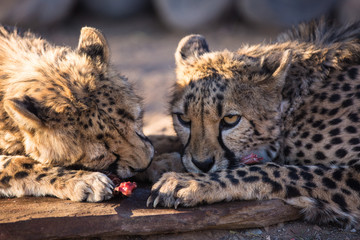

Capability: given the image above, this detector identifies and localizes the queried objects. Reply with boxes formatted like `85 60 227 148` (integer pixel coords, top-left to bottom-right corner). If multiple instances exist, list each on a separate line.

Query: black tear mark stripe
216 94 224 100
181 127 192 167
217 130 237 169
217 102 223 117
201 98 205 137
184 101 189 115
184 93 195 115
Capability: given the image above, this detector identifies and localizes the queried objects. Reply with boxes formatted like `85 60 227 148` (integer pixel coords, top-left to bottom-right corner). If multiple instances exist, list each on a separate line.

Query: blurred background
1 0 359 135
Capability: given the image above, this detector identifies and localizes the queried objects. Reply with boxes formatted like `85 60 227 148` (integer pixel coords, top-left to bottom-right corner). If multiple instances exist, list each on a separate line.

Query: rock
0 187 300 239
235 0 337 28
153 0 232 31
80 0 149 19
245 228 263 236
0 0 75 28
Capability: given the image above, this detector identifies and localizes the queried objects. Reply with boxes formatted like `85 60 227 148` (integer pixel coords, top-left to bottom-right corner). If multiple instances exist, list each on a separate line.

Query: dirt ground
36 13 360 240
99 222 359 240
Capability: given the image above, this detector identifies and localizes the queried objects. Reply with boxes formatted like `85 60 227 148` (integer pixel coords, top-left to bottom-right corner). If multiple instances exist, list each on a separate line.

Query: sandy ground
104 222 359 240
36 13 360 240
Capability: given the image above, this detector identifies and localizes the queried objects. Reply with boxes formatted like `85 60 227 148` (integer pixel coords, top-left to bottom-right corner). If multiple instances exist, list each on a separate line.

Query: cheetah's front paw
146 172 205 208
64 172 114 202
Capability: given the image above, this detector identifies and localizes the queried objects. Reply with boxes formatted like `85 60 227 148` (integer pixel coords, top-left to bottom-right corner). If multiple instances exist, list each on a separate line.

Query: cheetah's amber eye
176 114 191 127
221 115 241 129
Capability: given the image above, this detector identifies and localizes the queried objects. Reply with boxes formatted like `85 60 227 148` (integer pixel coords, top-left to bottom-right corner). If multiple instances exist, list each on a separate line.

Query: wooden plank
0 187 301 240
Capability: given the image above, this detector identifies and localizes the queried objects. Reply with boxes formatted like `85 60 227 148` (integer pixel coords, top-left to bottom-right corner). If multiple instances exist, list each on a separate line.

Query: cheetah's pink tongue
240 153 263 165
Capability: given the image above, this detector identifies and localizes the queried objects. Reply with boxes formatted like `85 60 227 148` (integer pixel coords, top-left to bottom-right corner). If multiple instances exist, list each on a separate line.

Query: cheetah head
3 27 154 178
171 35 292 173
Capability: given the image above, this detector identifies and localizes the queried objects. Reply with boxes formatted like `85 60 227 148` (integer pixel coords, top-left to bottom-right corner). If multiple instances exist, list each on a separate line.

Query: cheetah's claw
146 172 208 208
67 172 115 202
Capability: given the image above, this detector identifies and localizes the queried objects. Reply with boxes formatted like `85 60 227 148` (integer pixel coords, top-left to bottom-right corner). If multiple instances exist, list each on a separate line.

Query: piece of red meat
114 182 137 197
103 171 137 197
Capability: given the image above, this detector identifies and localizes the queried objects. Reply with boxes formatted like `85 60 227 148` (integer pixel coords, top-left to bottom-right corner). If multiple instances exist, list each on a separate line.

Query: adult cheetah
0 26 153 202
148 20 360 227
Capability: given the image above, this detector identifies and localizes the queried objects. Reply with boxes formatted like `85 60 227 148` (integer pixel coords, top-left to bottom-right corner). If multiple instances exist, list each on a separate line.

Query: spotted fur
148 20 360 227
0 26 154 202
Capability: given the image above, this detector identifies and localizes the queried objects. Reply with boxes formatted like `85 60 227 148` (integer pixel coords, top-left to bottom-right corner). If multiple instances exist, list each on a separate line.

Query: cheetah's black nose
192 156 215 173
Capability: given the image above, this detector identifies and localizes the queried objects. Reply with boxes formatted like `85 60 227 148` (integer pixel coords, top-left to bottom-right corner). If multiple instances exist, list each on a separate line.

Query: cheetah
0 26 154 202
147 20 360 227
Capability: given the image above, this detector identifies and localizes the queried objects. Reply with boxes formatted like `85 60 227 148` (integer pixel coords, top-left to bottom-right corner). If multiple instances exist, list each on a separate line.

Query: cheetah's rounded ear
175 34 210 66
272 50 292 80
4 97 43 130
260 50 292 92
78 27 110 68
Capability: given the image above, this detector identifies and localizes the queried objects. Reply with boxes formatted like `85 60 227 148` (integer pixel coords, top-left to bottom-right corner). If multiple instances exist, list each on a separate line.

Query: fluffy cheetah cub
148 20 360 227
0 26 153 202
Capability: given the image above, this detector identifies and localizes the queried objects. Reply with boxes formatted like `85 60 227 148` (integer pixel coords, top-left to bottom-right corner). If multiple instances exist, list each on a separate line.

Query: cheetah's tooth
153 196 160 208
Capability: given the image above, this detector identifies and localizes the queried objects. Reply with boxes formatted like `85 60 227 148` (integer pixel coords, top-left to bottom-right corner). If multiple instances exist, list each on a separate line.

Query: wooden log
0 187 301 240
